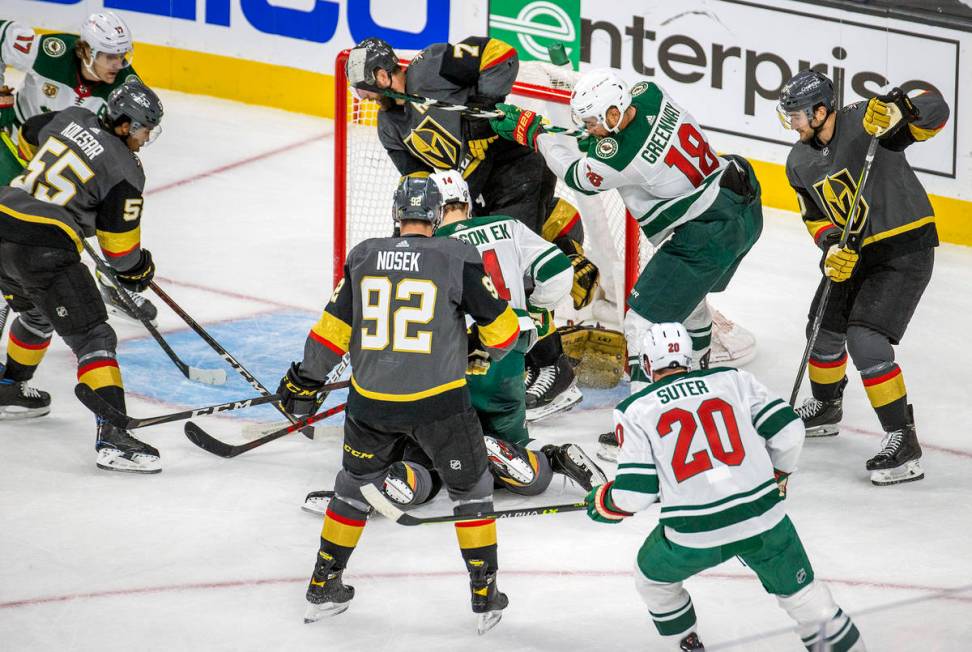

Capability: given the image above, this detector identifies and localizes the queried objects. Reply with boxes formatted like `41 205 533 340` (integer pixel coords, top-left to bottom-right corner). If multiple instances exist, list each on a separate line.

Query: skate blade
596 443 619 463
805 424 840 438
301 497 330 516
303 600 350 623
96 449 161 474
105 304 159 328
565 444 607 486
0 406 51 420
525 386 583 423
477 610 503 635
870 460 924 486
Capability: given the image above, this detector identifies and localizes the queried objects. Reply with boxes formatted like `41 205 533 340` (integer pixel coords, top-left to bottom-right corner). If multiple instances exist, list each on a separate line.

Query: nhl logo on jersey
43 37 66 58
631 81 649 97
596 138 619 159
42 83 58 98
812 168 870 234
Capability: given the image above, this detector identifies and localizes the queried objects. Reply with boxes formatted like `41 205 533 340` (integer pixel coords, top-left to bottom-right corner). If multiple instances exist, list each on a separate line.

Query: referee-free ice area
1 90 970 652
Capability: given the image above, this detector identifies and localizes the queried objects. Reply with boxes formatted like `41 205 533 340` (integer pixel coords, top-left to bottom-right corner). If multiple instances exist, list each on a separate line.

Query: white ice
1 89 970 652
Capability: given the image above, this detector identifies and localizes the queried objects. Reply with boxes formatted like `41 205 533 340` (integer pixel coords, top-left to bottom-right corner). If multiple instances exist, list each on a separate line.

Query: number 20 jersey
611 367 805 549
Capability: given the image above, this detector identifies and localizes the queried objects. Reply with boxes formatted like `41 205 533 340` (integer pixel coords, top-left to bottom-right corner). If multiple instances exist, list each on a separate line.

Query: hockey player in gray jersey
277 176 519 632
779 70 949 486
0 80 163 473
345 36 597 421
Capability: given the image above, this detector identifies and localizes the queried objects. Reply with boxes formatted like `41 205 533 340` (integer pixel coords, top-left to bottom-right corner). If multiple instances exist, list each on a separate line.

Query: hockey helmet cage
430 169 471 207
393 176 444 230
346 37 399 95
570 69 632 134
640 322 693 375
80 12 134 65
104 80 164 142
778 70 835 129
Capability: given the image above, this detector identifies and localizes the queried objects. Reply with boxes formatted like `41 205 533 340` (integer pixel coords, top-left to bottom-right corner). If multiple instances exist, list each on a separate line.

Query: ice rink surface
1 90 970 651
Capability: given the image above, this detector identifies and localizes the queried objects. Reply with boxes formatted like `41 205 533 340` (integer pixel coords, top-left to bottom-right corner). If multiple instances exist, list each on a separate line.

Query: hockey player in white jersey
586 323 864 651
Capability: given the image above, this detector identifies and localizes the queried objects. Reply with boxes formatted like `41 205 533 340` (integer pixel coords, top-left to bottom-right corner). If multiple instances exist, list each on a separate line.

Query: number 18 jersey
611 367 805 549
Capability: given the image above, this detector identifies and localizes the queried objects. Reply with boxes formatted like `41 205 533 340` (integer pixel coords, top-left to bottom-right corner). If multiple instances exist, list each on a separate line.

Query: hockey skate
97 271 159 327
381 461 417 505
304 550 354 623
680 632 705 650
0 379 51 419
469 560 508 635
95 420 161 474
525 355 582 422
795 379 846 437
301 490 333 516
867 406 924 486
484 436 536 485
541 443 607 491
709 310 756 367
596 430 619 463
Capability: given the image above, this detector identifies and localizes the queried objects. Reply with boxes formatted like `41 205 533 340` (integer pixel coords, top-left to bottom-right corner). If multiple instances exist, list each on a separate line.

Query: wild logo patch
42 83 58 98
596 137 618 159
405 115 461 169
812 167 869 234
43 37 66 58
631 81 649 96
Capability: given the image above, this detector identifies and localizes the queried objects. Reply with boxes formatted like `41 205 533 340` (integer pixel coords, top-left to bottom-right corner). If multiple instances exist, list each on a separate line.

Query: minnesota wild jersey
0 22 140 127
537 81 734 245
611 367 805 549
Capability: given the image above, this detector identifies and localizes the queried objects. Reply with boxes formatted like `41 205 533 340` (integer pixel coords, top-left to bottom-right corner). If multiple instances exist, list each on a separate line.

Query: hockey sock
861 362 908 431
635 573 698 639
808 351 847 400
77 352 126 413
685 322 711 355
3 318 52 381
454 518 498 572
319 498 368 570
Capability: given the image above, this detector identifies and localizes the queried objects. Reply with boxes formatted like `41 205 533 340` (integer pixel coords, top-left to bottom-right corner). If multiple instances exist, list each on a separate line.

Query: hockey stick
360 483 587 525
79 240 226 385
0 299 9 340
147 280 328 438
789 135 879 406
184 401 346 459
75 379 349 430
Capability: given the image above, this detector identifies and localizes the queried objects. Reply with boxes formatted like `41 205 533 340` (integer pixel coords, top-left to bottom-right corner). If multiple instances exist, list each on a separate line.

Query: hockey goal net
332 50 646 327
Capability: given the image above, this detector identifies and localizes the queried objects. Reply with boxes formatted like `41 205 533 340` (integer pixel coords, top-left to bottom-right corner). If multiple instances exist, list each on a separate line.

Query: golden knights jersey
435 214 572 340
301 234 519 426
0 106 146 270
537 81 732 246
785 92 948 262
0 23 141 128
377 37 520 190
611 367 805 548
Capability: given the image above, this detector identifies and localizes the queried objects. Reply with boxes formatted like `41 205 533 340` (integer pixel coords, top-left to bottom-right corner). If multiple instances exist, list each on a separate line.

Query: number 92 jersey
0 106 146 271
611 367 805 548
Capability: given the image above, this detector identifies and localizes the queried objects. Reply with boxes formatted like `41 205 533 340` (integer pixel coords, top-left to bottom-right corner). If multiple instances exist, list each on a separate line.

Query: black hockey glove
555 237 600 309
466 326 491 376
114 249 155 293
277 362 325 416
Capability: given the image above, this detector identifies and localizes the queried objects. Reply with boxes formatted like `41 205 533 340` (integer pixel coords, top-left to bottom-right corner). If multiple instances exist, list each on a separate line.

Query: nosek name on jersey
376 250 421 271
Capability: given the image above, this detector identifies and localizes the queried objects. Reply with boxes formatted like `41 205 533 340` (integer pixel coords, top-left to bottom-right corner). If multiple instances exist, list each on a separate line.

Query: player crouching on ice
586 322 865 651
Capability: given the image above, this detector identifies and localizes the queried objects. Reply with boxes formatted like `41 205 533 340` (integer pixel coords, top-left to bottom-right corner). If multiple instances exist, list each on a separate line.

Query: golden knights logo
405 115 461 169
812 168 870 235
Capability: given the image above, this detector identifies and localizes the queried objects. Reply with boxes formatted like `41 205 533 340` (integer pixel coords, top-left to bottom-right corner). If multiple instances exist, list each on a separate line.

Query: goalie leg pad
484 436 552 496
623 310 653 393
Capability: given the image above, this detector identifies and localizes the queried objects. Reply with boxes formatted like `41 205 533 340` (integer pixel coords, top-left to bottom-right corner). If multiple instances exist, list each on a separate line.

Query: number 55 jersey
611 367 806 548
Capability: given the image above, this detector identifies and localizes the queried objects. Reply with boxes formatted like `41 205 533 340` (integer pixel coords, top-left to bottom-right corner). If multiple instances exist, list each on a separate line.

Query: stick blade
360 483 415 525
74 383 131 428
184 421 237 458
188 366 227 385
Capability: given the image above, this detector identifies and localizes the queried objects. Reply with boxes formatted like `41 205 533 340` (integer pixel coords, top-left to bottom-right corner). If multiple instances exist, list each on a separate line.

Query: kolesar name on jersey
640 101 681 165
453 222 512 247
60 122 104 160
376 250 421 272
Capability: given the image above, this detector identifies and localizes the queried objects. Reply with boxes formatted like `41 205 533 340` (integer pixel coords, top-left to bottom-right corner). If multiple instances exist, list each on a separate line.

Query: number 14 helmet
641 322 693 374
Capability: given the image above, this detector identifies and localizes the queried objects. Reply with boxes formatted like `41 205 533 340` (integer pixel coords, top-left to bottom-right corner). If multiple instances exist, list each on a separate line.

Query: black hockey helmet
393 176 444 230
346 37 399 94
777 69 835 129
102 79 163 134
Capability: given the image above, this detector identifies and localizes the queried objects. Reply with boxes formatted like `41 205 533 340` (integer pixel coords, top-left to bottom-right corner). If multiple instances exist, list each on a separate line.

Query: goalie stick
360 483 587 525
75 380 349 429
185 401 346 458
79 239 226 385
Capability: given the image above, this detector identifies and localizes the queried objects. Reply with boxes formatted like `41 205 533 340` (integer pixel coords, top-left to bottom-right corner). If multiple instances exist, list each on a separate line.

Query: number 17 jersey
611 367 805 549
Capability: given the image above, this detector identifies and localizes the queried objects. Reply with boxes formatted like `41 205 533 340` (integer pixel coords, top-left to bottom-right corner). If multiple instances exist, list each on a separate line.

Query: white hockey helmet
641 322 693 375
570 69 632 133
80 12 134 65
430 169 470 207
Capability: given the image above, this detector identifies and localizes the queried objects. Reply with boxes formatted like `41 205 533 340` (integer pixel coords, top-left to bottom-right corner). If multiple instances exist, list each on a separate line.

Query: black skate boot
794 378 846 437
469 560 508 635
95 420 161 474
867 405 924 486
680 631 705 650
541 443 607 491
303 550 354 622
525 354 582 422
97 271 159 326
596 430 619 463
0 378 51 419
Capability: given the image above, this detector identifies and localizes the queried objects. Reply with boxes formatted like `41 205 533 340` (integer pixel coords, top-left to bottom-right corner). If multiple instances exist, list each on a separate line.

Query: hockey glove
490 103 546 150
0 86 15 130
774 469 789 498
823 244 858 283
585 481 634 525
863 88 918 138
466 326 491 376
114 249 155 293
555 237 600 309
277 362 325 416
